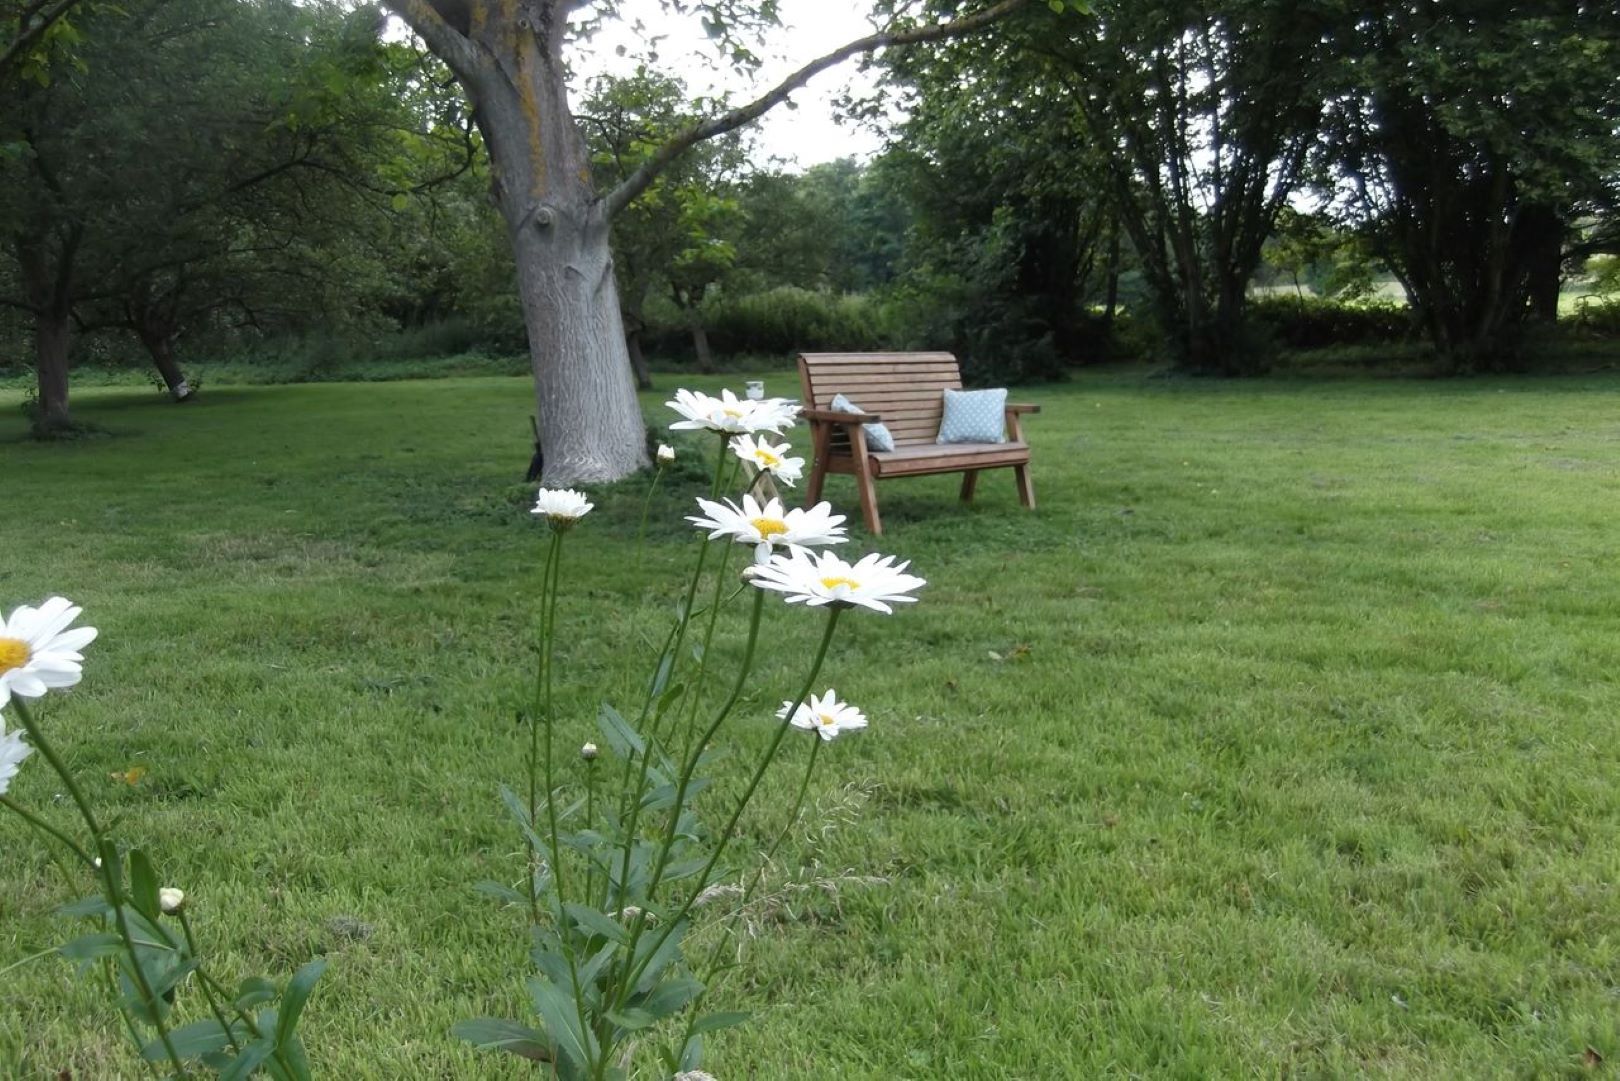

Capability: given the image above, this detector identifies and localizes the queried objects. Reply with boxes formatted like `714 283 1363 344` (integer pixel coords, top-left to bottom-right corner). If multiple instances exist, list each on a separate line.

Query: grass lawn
3 369 1620 1078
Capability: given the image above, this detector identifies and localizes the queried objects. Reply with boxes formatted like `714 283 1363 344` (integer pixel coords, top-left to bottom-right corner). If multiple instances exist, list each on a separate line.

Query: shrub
1247 295 1413 350
1567 297 1620 339
645 287 898 360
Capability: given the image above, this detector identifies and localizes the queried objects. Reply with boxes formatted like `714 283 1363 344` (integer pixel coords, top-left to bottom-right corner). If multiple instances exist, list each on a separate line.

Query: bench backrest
797 352 963 448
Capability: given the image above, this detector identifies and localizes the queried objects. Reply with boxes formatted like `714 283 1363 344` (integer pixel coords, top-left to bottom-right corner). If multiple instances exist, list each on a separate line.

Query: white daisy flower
656 444 676 465
531 488 594 530
730 434 805 487
777 689 868 741
749 549 925 614
0 596 98 710
666 388 797 435
0 714 33 796
687 495 847 563
159 887 186 914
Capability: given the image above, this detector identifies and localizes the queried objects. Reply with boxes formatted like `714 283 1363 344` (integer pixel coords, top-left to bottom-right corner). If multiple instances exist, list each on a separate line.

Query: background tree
0 0 475 430
382 0 1036 484
879 0 1334 374
1321 1 1620 370
582 69 747 388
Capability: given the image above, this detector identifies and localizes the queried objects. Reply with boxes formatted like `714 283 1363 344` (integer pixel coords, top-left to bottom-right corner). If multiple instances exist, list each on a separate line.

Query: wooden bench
797 351 1039 535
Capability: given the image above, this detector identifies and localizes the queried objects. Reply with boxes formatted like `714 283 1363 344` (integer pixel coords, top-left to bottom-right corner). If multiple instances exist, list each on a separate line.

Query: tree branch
601 0 1033 218
382 0 483 81
0 0 83 78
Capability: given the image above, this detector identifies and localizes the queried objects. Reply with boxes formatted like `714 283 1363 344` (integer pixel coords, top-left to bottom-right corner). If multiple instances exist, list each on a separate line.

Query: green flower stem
177 912 243 1057
678 533 738 760
0 945 58 980
684 733 823 1037
608 434 730 910
757 735 822 891
0 794 94 867
620 606 843 998
10 700 189 1078
541 528 567 906
534 529 596 1075
633 464 666 569
632 589 767 937
10 699 104 839
105 962 165 1080
527 529 563 924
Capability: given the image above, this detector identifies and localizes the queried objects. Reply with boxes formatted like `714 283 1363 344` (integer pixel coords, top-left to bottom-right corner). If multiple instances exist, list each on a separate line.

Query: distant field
3 372 1620 1077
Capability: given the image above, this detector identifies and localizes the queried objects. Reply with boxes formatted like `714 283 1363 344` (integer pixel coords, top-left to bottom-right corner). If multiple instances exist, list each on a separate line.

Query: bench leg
805 424 830 506
1013 463 1035 509
960 470 980 504
806 460 827 506
856 467 883 535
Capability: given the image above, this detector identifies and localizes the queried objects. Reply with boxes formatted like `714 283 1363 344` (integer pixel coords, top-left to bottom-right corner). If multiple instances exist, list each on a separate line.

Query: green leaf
141 1017 236 1062
563 903 628 946
630 921 688 994
275 958 328 1045
57 894 112 919
499 785 549 854
58 931 122 963
128 850 160 920
526 976 599 1072
452 1018 552 1062
640 777 711 813
597 703 645 759
577 941 618 988
605 1006 658 1031
219 1038 277 1081
235 976 278 1011
632 976 704 1021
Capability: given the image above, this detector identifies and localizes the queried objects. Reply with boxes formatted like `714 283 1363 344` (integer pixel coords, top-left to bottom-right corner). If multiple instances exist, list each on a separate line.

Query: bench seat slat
872 442 1029 477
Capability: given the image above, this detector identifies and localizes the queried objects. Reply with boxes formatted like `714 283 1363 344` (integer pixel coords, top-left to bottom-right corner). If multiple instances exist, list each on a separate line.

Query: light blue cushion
829 393 896 452
936 387 1008 444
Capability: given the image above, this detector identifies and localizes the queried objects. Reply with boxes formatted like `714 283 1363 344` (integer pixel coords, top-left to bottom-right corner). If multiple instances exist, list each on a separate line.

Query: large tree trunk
16 233 76 433
34 309 72 431
431 6 647 485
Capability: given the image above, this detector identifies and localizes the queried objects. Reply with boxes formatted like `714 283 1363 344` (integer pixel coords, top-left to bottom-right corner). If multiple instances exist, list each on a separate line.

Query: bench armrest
1005 403 1041 415
803 407 882 424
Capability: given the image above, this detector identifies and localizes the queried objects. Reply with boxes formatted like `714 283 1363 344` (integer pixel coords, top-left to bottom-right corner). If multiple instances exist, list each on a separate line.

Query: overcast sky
570 0 891 170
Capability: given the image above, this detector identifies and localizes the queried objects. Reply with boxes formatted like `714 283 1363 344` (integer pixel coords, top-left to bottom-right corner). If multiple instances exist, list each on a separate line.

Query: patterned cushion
829 394 896 452
936 387 1008 444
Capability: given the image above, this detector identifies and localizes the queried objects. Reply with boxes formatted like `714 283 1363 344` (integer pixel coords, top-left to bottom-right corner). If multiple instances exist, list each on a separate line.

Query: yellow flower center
754 448 782 468
818 712 838 726
819 576 859 591
721 407 745 418
751 517 789 539
0 637 29 676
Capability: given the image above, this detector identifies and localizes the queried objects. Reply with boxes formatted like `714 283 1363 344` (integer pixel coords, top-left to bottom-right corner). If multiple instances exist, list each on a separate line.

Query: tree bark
140 330 193 400
33 309 72 430
690 322 714 374
397 0 647 485
16 233 76 432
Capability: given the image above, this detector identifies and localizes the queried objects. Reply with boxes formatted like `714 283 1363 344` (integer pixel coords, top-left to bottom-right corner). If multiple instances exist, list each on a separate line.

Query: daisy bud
159 887 186 915
580 742 598 761
657 444 676 465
